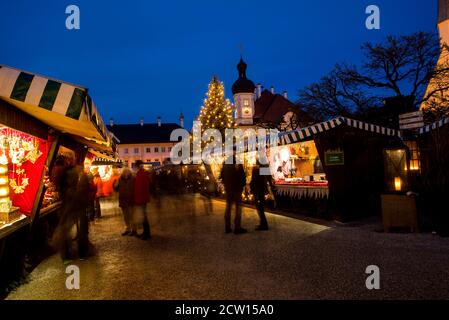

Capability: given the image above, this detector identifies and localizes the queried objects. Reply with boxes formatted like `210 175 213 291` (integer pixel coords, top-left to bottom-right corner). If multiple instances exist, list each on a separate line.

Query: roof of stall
278 116 402 146
0 65 113 152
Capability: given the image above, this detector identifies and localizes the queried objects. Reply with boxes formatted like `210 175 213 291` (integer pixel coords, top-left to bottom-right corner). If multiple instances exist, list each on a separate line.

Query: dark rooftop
232 58 256 95
254 90 313 126
107 123 182 144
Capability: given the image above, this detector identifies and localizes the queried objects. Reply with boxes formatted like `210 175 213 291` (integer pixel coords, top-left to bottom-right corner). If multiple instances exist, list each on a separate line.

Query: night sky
0 0 437 128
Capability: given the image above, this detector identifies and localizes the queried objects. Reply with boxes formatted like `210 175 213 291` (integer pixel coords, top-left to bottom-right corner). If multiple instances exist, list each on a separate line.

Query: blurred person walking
56 157 79 263
77 168 91 259
134 160 151 240
114 168 137 236
85 167 97 222
220 157 247 235
250 162 270 231
92 167 103 219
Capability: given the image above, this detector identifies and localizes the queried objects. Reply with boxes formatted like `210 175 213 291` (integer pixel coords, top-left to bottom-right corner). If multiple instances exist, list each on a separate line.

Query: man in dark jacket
220 156 247 235
58 162 79 262
134 160 151 240
250 163 270 231
114 168 136 236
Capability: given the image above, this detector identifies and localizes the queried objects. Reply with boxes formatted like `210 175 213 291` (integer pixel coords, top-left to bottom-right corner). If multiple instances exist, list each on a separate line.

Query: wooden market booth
0 65 114 294
414 117 449 233
272 117 404 222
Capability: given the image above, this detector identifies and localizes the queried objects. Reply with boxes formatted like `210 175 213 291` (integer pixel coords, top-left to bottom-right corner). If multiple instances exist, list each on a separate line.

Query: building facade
107 115 183 168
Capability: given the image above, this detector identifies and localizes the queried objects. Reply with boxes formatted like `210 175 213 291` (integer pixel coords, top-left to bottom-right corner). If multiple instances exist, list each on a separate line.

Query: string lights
196 76 234 160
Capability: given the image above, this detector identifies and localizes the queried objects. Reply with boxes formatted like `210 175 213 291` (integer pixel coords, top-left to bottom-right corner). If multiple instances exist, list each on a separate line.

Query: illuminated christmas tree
198 76 233 136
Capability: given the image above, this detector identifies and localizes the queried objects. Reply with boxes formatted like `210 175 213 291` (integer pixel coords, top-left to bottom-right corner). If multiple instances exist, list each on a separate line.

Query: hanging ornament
9 173 29 194
0 128 42 194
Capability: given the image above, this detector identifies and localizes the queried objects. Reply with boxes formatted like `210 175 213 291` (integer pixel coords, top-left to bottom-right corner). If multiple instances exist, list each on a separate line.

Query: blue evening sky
0 0 437 128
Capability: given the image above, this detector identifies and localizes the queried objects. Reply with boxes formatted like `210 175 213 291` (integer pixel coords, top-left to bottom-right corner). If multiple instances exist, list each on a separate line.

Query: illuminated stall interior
84 154 122 198
0 125 49 227
269 140 326 185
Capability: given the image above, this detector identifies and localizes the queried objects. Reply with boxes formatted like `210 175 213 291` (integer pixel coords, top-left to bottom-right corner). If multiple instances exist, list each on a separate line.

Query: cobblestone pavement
6 194 449 300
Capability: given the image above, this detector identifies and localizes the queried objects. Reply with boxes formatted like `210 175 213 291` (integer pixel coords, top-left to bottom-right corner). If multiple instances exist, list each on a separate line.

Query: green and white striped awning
0 65 111 148
279 117 401 146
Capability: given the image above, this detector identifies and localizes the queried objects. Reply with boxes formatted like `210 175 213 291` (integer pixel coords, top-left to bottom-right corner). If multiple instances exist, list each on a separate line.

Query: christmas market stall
272 117 404 221
0 65 113 293
86 150 122 198
415 117 449 234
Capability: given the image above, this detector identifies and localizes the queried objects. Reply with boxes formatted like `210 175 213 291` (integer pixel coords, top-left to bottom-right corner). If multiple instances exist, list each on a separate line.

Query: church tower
232 57 256 126
420 0 449 114
438 0 449 44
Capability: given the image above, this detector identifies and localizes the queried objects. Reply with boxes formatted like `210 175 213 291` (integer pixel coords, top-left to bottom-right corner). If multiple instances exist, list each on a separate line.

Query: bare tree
298 66 379 121
298 32 449 121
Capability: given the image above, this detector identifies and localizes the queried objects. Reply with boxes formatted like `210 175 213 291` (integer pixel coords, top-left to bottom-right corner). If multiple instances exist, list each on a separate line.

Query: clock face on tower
242 99 251 116
234 94 254 125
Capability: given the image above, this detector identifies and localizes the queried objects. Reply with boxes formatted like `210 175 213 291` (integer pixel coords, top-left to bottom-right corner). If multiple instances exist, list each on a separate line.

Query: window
146 147 151 153
243 99 249 106
124 148 129 154
155 159 159 162
405 141 421 172
168 147 172 152
154 147 159 153
161 147 166 153
383 148 408 192
134 148 139 154
146 159 151 163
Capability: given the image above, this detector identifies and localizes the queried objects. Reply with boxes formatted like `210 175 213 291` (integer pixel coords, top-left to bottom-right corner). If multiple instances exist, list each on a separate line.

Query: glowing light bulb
394 177 402 191
0 187 9 197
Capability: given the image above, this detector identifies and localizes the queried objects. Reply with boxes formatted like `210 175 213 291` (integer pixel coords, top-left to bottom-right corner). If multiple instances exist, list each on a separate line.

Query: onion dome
232 57 256 95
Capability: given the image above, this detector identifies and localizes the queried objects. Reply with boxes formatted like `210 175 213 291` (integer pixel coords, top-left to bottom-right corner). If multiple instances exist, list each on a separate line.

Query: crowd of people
51 155 274 263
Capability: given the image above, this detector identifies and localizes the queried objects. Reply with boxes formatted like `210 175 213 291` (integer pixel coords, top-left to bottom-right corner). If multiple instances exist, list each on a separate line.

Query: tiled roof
107 123 182 144
254 90 312 125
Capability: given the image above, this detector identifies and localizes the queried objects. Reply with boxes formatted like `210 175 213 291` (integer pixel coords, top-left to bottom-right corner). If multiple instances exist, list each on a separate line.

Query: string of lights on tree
196 76 234 161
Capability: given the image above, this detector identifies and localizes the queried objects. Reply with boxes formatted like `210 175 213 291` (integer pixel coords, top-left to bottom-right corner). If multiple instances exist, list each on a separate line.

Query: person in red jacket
134 160 151 240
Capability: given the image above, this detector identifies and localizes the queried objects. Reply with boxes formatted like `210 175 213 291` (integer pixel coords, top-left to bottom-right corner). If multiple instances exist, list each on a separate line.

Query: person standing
76 168 91 259
85 167 97 222
57 158 79 263
220 156 247 235
92 167 103 219
114 168 137 236
134 160 151 240
250 163 270 231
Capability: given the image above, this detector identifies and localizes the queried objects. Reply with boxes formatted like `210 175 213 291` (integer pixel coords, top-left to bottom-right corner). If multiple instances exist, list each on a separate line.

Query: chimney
140 117 144 126
283 91 288 99
256 83 262 98
180 112 184 128
157 116 161 127
270 86 275 94
109 117 114 127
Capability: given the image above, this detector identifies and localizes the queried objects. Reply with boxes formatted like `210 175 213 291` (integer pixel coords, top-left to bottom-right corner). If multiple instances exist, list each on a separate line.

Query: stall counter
274 181 329 199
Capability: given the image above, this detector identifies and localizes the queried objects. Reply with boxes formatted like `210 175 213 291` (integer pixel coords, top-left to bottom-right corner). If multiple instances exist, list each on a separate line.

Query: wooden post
30 134 60 231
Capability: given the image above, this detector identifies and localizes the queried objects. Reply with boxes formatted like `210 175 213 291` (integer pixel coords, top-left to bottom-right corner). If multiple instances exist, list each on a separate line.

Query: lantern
394 177 402 192
0 164 10 213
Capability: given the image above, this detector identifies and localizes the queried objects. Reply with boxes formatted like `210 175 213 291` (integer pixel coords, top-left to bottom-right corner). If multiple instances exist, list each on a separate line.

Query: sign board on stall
324 150 344 166
399 111 424 130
